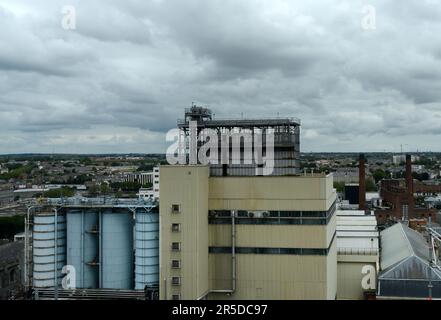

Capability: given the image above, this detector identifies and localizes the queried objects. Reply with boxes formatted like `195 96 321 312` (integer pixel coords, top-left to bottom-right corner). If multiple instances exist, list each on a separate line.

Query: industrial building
376 155 437 225
336 210 379 300
27 197 159 300
159 165 337 300
136 167 160 201
157 107 340 300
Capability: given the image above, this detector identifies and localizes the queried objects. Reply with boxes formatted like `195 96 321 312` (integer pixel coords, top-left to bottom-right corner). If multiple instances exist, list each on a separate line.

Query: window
172 223 181 232
172 294 180 300
171 204 181 213
172 277 181 286
171 260 181 269
171 242 181 251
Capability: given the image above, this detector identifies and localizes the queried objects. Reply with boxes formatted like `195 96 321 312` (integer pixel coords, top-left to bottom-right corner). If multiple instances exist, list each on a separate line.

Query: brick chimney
359 153 366 210
405 154 414 216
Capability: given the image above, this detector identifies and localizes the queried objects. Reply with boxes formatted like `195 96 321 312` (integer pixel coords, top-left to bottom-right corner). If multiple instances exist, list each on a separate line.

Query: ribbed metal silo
134 210 159 290
33 211 66 288
100 211 133 289
66 210 99 289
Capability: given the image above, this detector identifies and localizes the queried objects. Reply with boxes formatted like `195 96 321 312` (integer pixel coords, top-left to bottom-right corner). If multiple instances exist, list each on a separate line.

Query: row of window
209 202 336 219
209 232 336 256
209 217 330 225
209 247 329 255
208 204 336 226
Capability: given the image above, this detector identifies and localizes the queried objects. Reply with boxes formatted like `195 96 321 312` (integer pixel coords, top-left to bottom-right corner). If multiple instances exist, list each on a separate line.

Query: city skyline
1 0 440 154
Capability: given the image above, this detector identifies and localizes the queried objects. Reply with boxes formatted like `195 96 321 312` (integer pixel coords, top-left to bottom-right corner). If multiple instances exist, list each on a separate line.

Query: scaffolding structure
177 105 301 176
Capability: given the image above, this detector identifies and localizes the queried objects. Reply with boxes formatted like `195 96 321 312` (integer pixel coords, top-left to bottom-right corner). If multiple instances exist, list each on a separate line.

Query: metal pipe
54 208 58 300
205 210 237 298
231 209 236 293
24 215 27 290
164 278 167 300
81 210 85 288
25 205 33 291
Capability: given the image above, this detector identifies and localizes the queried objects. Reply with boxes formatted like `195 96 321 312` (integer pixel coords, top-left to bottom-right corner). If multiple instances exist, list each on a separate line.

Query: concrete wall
337 257 377 300
159 165 209 300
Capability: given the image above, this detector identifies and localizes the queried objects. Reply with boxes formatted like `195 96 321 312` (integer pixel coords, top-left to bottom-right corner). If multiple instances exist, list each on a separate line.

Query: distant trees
136 163 155 172
0 163 36 180
372 169 386 183
110 181 152 192
412 172 430 181
43 187 75 198
0 216 24 240
333 181 345 193
366 178 377 192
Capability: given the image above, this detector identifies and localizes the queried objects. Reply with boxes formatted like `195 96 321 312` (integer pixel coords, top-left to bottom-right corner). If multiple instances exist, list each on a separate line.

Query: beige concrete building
160 165 337 300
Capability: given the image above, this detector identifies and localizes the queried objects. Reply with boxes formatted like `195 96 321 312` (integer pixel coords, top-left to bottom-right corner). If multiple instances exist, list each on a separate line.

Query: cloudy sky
0 0 440 154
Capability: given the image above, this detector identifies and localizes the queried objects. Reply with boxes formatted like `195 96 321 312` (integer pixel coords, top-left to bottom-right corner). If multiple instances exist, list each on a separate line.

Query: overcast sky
0 0 440 154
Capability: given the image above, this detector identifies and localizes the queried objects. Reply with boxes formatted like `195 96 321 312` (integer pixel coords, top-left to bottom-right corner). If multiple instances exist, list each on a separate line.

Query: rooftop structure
176 105 301 176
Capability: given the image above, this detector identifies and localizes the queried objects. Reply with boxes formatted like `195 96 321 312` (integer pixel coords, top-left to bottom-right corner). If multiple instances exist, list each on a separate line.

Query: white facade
137 167 160 201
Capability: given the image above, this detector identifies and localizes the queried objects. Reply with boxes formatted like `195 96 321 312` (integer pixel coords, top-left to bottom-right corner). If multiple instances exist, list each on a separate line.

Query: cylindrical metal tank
33 211 66 288
100 211 133 289
66 210 99 289
134 210 159 290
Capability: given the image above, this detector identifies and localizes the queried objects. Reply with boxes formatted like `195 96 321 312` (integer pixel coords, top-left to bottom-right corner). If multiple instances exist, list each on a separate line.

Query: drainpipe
54 208 58 300
231 209 236 293
200 210 237 299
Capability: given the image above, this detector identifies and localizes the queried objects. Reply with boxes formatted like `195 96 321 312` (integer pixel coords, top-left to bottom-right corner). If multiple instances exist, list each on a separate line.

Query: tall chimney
359 153 366 210
405 154 414 216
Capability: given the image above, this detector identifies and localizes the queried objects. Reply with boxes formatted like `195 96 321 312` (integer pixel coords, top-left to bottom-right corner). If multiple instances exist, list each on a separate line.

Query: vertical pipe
231 210 236 293
359 154 366 210
81 210 85 288
99 210 102 288
54 208 58 300
406 154 414 218
24 215 27 290
164 278 167 300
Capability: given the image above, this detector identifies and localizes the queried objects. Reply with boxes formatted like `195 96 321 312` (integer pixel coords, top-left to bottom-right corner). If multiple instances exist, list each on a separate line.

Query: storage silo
100 211 133 289
134 210 159 290
33 211 66 288
66 210 99 289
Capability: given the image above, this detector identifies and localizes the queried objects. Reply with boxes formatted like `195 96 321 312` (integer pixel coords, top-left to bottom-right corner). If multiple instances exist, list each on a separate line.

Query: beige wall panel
337 261 376 300
209 224 329 249
208 254 329 300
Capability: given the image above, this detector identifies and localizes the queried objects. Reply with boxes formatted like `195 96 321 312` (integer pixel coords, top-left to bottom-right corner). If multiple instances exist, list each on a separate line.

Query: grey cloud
0 0 441 154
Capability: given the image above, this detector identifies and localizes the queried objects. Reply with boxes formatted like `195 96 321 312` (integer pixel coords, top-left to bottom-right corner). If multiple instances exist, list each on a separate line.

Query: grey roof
379 223 441 280
0 241 24 265
378 223 441 298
